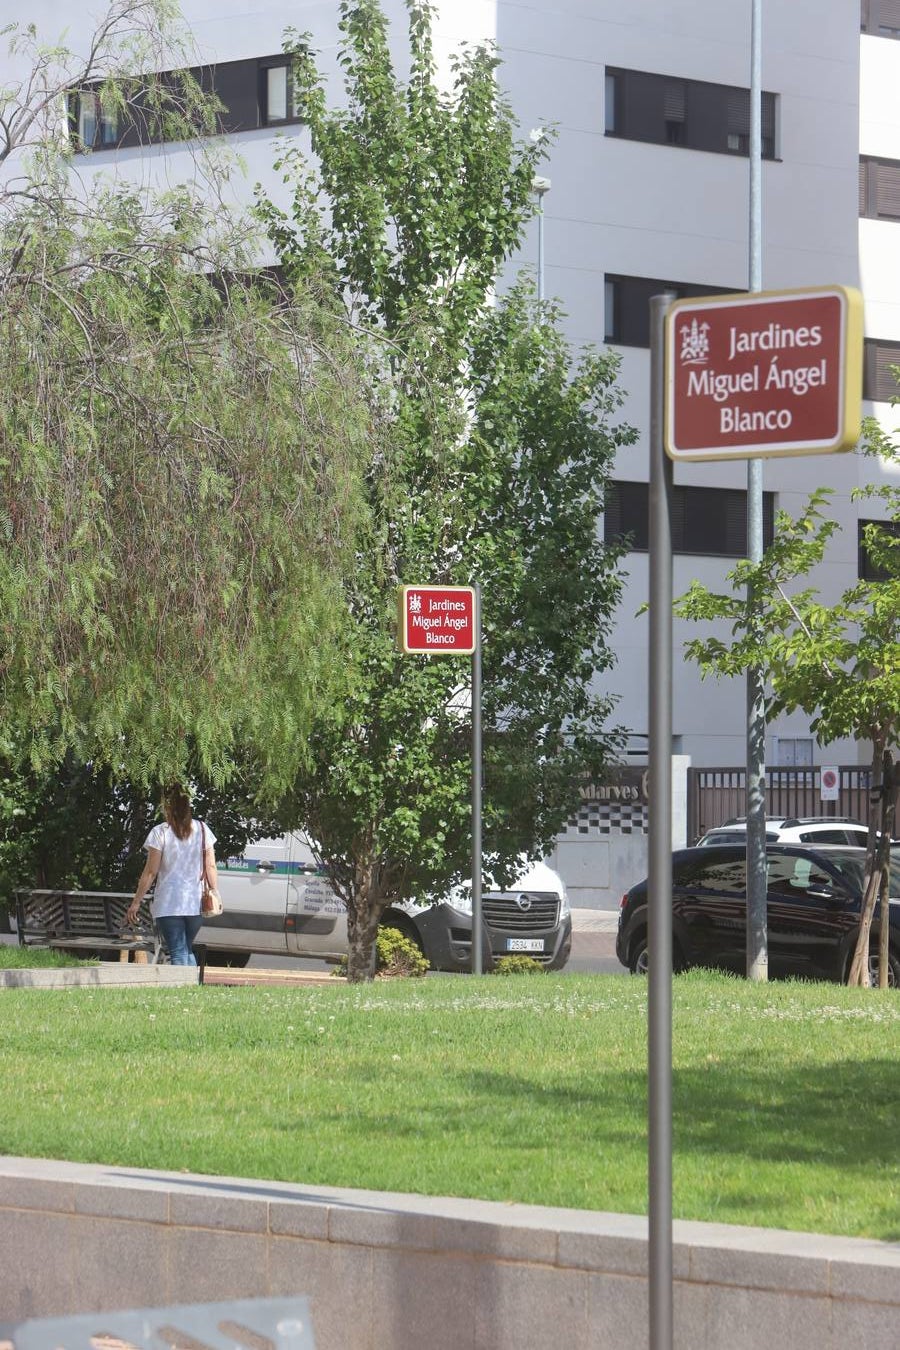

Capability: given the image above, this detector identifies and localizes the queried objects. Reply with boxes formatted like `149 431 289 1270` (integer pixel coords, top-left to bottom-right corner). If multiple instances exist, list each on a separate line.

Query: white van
201 834 572 972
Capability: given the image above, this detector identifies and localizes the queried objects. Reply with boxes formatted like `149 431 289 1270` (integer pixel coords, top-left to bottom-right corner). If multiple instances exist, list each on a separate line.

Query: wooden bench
14 890 162 963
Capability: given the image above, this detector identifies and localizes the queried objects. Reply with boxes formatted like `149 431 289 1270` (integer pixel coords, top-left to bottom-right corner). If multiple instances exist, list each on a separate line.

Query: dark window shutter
723 490 747 555
727 88 750 139
865 339 900 401
877 0 900 34
876 160 900 218
664 81 686 121
606 481 774 557
858 518 900 580
670 486 689 550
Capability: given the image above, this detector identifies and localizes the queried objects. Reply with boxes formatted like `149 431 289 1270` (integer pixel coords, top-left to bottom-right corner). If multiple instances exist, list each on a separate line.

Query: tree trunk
878 753 896 990
847 740 888 987
344 854 385 983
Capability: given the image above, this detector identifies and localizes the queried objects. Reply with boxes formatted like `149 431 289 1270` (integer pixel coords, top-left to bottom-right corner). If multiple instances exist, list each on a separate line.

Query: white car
202 835 572 972
696 817 871 848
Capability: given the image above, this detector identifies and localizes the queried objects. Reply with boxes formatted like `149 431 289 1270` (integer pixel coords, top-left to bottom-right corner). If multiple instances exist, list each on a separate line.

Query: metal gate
687 765 873 843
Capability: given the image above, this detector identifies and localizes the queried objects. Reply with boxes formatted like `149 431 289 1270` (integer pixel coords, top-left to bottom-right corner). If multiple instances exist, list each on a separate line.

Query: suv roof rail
779 816 862 828
720 815 862 829
721 816 787 827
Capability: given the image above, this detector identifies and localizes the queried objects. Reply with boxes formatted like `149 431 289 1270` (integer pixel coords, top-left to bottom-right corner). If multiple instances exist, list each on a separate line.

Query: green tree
0 750 284 925
0 2 372 798
257 0 635 980
674 438 900 988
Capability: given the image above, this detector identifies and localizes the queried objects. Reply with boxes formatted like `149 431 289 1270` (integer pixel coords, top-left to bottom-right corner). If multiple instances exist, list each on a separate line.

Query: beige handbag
199 822 224 917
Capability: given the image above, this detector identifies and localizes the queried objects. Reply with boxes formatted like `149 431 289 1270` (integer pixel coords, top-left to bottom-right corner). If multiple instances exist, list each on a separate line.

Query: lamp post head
532 175 551 198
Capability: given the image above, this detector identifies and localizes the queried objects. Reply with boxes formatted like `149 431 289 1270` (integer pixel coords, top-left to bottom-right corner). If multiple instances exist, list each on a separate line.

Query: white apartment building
5 1 899 894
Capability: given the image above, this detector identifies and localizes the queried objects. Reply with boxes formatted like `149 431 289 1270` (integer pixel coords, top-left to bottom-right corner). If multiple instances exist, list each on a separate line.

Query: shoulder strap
199 821 207 883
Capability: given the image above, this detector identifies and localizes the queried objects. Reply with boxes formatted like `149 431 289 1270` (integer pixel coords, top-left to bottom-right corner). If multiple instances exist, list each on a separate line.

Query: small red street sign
665 286 863 461
398 585 477 654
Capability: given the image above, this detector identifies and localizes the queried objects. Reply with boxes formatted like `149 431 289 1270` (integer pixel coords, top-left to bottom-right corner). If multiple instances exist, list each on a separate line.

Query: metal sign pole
471 583 483 975
648 291 675 1350
746 0 769 982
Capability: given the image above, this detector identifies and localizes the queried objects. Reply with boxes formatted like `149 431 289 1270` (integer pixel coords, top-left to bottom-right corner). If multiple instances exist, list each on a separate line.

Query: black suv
616 844 900 985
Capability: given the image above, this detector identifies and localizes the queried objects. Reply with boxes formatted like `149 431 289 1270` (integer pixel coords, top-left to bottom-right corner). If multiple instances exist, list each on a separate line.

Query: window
861 0 900 37
863 339 900 401
725 87 775 157
604 71 617 133
663 80 686 145
859 156 900 220
766 853 835 896
604 275 738 347
796 828 868 846
71 54 301 154
772 737 813 767
858 518 900 580
605 68 777 159
675 854 746 892
260 57 296 124
605 481 775 558
71 91 119 150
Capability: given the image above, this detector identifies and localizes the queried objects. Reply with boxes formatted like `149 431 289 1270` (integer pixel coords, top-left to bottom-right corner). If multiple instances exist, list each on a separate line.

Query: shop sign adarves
580 767 649 805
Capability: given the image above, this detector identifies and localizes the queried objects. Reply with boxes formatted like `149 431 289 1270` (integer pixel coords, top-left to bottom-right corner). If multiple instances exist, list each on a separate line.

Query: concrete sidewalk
571 906 619 933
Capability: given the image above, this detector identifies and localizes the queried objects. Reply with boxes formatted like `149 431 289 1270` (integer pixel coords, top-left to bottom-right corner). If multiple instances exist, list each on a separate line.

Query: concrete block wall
1 1158 899 1349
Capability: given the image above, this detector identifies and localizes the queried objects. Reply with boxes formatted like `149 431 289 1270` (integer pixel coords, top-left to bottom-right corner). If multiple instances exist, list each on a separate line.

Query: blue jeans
156 914 203 965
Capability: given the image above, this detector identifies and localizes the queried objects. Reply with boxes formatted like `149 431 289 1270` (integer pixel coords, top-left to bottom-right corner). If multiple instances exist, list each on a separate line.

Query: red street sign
665 286 863 461
398 585 477 654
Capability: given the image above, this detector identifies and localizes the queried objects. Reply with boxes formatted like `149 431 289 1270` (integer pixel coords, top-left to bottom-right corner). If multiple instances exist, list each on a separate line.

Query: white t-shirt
144 820 217 918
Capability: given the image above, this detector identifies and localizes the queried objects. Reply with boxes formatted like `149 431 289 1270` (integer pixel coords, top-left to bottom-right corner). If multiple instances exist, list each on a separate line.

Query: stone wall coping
2 1154 898 1299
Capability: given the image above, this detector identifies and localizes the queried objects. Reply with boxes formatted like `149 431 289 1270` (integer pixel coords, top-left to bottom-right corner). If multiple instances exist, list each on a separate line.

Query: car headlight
559 885 570 919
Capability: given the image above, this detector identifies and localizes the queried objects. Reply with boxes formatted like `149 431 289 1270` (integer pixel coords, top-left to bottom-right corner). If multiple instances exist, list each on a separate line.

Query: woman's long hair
162 785 193 841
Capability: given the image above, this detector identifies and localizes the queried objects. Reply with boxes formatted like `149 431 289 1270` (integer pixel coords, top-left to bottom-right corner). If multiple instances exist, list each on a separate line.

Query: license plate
506 938 545 953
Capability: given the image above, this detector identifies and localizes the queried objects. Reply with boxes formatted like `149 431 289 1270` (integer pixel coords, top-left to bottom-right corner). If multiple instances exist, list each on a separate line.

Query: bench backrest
15 890 155 942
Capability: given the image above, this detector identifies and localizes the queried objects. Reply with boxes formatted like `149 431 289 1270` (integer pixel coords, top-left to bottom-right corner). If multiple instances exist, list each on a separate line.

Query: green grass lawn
0 946 98 968
0 970 897 1241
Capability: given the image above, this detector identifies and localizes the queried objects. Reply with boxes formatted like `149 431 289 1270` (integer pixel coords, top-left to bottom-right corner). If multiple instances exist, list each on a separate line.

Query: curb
0 965 199 989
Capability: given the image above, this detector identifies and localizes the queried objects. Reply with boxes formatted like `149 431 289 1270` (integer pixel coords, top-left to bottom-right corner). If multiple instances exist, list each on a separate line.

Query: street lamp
532 175 551 301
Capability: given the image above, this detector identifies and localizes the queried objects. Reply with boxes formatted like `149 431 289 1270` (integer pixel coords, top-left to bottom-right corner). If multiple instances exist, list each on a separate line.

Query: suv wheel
630 936 649 976
629 932 685 976
868 946 900 989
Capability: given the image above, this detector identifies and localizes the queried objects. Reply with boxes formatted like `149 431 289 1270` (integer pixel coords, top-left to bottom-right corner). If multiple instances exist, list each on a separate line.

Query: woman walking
126 785 218 965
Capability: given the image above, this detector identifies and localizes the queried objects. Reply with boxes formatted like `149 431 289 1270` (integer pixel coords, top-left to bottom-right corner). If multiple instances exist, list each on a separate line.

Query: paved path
571 907 618 933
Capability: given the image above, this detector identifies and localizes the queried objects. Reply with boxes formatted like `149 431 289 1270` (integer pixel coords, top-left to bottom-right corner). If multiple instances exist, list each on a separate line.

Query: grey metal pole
648 291 675 1350
471 584 483 975
746 0 768 981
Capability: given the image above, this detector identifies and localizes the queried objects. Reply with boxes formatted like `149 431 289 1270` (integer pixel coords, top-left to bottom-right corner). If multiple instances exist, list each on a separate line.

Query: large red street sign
665 285 863 461
398 585 477 654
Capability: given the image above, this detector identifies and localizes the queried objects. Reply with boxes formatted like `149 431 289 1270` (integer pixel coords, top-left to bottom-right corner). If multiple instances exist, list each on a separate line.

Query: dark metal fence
687 765 873 843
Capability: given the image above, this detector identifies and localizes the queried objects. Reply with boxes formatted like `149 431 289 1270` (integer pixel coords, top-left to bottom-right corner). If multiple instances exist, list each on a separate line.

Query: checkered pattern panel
563 801 649 836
